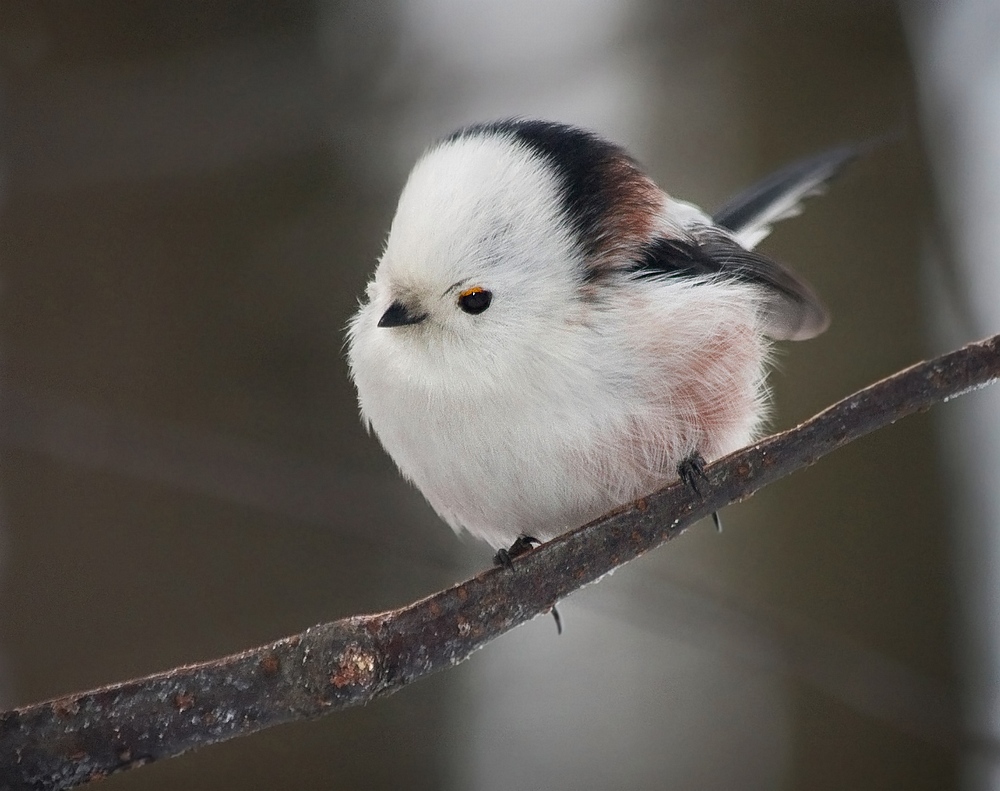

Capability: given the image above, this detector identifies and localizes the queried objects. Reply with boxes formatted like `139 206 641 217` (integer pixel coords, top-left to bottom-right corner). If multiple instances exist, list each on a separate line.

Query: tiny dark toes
493 548 514 570
677 452 710 497
494 534 543 570
508 534 541 559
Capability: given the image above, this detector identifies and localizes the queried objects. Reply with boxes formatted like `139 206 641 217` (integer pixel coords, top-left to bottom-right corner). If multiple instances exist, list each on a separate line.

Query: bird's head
347 120 665 394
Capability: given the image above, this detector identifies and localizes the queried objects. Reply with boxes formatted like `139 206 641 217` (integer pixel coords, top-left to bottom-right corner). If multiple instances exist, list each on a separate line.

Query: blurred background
0 1 995 789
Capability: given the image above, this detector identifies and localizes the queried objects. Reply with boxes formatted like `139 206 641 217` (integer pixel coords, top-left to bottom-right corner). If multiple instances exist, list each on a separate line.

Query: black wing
631 228 830 341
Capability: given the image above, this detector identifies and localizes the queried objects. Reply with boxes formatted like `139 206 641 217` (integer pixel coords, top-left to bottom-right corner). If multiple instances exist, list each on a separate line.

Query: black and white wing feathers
631 229 830 341
628 143 866 340
712 145 859 250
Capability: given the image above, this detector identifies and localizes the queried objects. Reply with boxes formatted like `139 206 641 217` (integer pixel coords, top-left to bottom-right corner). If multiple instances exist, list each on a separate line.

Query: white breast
350 274 770 549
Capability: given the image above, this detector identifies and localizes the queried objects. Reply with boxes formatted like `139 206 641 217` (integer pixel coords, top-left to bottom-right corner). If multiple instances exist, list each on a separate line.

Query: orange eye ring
457 286 492 315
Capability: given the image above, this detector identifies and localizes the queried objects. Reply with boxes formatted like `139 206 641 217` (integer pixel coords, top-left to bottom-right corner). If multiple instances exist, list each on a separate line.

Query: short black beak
378 300 427 328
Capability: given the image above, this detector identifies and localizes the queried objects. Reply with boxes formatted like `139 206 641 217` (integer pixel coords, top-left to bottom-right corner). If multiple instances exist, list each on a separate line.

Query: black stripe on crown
445 119 628 259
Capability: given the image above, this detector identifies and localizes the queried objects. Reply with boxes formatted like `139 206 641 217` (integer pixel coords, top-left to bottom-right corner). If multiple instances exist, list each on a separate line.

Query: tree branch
3 333 1000 791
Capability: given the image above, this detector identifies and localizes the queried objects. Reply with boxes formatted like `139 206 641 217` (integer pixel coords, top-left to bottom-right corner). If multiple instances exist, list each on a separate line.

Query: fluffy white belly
357 288 769 549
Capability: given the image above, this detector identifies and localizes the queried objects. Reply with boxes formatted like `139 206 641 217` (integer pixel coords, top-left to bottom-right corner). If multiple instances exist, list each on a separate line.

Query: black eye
458 287 492 315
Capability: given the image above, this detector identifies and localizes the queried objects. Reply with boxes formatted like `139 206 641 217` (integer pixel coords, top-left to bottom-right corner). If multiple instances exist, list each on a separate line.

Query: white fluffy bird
347 120 855 553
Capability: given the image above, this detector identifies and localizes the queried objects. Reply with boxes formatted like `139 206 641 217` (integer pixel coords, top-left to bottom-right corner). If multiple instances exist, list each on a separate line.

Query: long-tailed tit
347 120 856 554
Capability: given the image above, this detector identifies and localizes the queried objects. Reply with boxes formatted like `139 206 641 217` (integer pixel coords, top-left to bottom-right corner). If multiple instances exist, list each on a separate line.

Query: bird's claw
677 452 709 496
493 534 542 569
678 452 722 532
492 535 563 634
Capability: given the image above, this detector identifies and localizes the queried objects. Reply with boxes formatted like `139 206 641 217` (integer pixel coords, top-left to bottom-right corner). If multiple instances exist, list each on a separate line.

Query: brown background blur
0 2 955 789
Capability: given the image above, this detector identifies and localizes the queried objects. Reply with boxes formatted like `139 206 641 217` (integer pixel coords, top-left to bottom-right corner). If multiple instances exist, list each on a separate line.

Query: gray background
0 2 960 789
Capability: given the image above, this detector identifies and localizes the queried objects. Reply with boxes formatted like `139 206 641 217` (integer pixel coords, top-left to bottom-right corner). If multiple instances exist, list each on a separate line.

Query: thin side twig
2 333 1000 791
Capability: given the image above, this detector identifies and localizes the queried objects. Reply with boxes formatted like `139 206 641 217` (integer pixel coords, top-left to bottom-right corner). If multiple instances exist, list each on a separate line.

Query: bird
347 119 856 558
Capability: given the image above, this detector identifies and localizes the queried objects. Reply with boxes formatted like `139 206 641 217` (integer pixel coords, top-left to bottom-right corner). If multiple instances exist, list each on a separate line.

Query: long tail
712 145 861 250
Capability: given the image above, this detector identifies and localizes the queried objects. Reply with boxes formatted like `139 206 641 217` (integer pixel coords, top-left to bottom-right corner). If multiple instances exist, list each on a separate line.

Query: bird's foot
677 452 709 496
677 452 722 532
493 534 542 570
493 535 563 634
